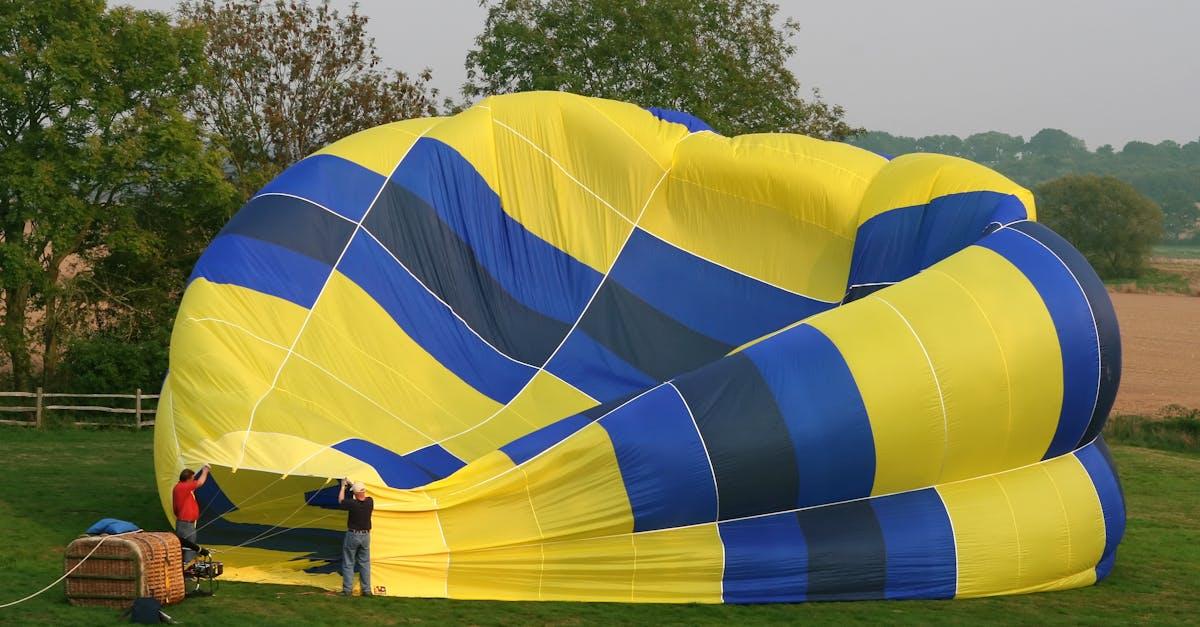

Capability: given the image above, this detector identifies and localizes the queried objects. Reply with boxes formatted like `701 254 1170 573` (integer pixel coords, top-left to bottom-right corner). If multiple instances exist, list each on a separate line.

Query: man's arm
195 464 211 487
337 478 347 504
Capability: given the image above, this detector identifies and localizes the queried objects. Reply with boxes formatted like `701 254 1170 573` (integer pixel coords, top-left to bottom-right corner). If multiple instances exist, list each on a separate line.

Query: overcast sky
122 0 1199 148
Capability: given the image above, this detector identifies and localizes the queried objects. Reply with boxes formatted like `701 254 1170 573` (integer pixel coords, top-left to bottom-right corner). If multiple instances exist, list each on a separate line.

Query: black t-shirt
341 496 373 531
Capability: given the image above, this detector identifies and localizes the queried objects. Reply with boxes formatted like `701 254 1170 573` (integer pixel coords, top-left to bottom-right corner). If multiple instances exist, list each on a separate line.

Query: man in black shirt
338 479 374 596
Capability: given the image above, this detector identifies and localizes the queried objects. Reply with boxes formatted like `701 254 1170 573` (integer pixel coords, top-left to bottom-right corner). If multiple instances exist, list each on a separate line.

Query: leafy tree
1036 175 1163 278
0 0 235 390
464 0 861 139
179 0 442 198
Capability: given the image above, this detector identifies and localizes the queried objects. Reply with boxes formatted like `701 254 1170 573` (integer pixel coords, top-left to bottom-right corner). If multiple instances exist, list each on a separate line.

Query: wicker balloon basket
64 532 186 608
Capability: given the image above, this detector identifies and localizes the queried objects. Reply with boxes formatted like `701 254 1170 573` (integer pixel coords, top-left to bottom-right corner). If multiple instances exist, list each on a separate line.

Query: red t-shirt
172 480 200 522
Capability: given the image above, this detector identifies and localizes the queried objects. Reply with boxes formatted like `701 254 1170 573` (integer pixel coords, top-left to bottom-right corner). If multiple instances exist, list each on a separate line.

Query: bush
1104 405 1200 453
57 332 169 394
1036 174 1164 278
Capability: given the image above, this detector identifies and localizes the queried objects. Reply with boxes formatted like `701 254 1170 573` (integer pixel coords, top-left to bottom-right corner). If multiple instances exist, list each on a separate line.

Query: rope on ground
0 531 138 609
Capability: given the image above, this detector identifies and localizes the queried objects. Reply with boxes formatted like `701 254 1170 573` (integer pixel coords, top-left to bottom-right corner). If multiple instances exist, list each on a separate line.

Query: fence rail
0 388 158 429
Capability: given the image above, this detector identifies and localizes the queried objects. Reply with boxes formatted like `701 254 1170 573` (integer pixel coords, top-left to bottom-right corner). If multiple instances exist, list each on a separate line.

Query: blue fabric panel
190 234 328 308
392 139 602 324
978 226 1100 459
719 513 808 603
404 443 466 478
545 330 660 401
743 324 875 507
673 354 799 519
871 489 957 600
611 229 834 346
195 474 239 524
578 279 734 382
219 193 356 266
1009 222 1122 446
600 384 718 531
256 154 384 222
332 438 455 489
1075 438 1126 581
365 180 569 365
847 191 1029 289
645 107 713 133
337 232 534 403
500 413 593 465
796 500 886 601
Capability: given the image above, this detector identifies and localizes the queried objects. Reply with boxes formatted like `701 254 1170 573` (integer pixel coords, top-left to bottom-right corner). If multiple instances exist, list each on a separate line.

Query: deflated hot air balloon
154 91 1124 603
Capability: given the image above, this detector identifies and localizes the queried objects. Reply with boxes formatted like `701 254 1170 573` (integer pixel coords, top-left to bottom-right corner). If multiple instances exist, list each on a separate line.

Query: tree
464 0 861 139
179 0 442 198
0 0 235 390
1036 175 1164 278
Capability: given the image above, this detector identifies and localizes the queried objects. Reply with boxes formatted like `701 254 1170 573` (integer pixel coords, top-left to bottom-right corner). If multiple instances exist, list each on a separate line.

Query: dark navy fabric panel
257 154 384 222
194 474 238 523
744 324 875 507
391 139 602 324
796 500 887 601
601 384 718 531
719 513 807 603
500 413 592 465
333 439 439 488
847 191 1029 289
337 232 534 403
1075 438 1125 580
1009 221 1122 447
612 229 834 346
219 193 356 267
544 330 658 401
190 234 328 308
365 180 569 366
404 444 466 478
579 280 734 383
673 354 799 519
871 489 957 600
645 107 713 133
978 226 1100 459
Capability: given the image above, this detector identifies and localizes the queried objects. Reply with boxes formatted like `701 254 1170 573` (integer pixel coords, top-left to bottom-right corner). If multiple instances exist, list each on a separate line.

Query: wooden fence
0 388 158 429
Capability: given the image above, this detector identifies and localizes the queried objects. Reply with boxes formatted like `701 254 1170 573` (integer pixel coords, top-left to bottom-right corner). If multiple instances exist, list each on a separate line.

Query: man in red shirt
172 464 210 547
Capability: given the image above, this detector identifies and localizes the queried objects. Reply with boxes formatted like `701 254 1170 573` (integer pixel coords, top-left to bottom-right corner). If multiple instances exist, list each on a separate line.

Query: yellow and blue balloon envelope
155 91 1124 602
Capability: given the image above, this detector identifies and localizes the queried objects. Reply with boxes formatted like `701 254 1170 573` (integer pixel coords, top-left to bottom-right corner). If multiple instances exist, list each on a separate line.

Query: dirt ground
1110 291 1200 414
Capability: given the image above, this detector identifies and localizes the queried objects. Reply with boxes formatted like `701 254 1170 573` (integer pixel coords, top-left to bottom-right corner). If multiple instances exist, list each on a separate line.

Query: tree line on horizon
850 129 1200 243
0 0 1185 395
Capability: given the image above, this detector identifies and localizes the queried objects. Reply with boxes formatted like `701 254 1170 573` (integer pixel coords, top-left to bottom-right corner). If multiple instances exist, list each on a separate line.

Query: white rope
0 531 138 609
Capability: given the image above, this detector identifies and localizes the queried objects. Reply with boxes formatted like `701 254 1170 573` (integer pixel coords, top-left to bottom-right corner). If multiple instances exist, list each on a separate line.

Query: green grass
1105 267 1193 294
1106 407 1200 454
1 426 1197 625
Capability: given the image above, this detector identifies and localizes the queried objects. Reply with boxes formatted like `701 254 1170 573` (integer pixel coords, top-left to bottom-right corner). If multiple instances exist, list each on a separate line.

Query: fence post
135 388 143 430
35 387 44 429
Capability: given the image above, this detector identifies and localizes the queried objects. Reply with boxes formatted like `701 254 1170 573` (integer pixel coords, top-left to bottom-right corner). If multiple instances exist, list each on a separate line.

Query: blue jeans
341 531 371 595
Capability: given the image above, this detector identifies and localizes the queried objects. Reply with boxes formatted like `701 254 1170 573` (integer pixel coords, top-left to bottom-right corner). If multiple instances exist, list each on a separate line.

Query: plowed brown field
1110 291 1200 414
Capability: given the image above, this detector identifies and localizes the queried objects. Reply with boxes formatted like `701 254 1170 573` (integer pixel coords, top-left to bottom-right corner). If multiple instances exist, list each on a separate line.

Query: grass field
1 426 1197 626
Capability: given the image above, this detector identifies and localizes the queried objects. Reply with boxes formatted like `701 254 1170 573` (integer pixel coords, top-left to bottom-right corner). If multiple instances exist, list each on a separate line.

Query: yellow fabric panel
522 422 634 541
540 534 636 602
807 297 945 494
939 454 1105 598
153 376 180 521
311 117 446 176
640 132 885 300
424 104 501 192
168 280 306 456
438 371 596 460
485 92 670 272
857 153 1037 226
926 246 1064 467
435 461 544 553
219 546 342 589
631 525 724 603
294 273 499 446
446 543 545 600
369 507 450 598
